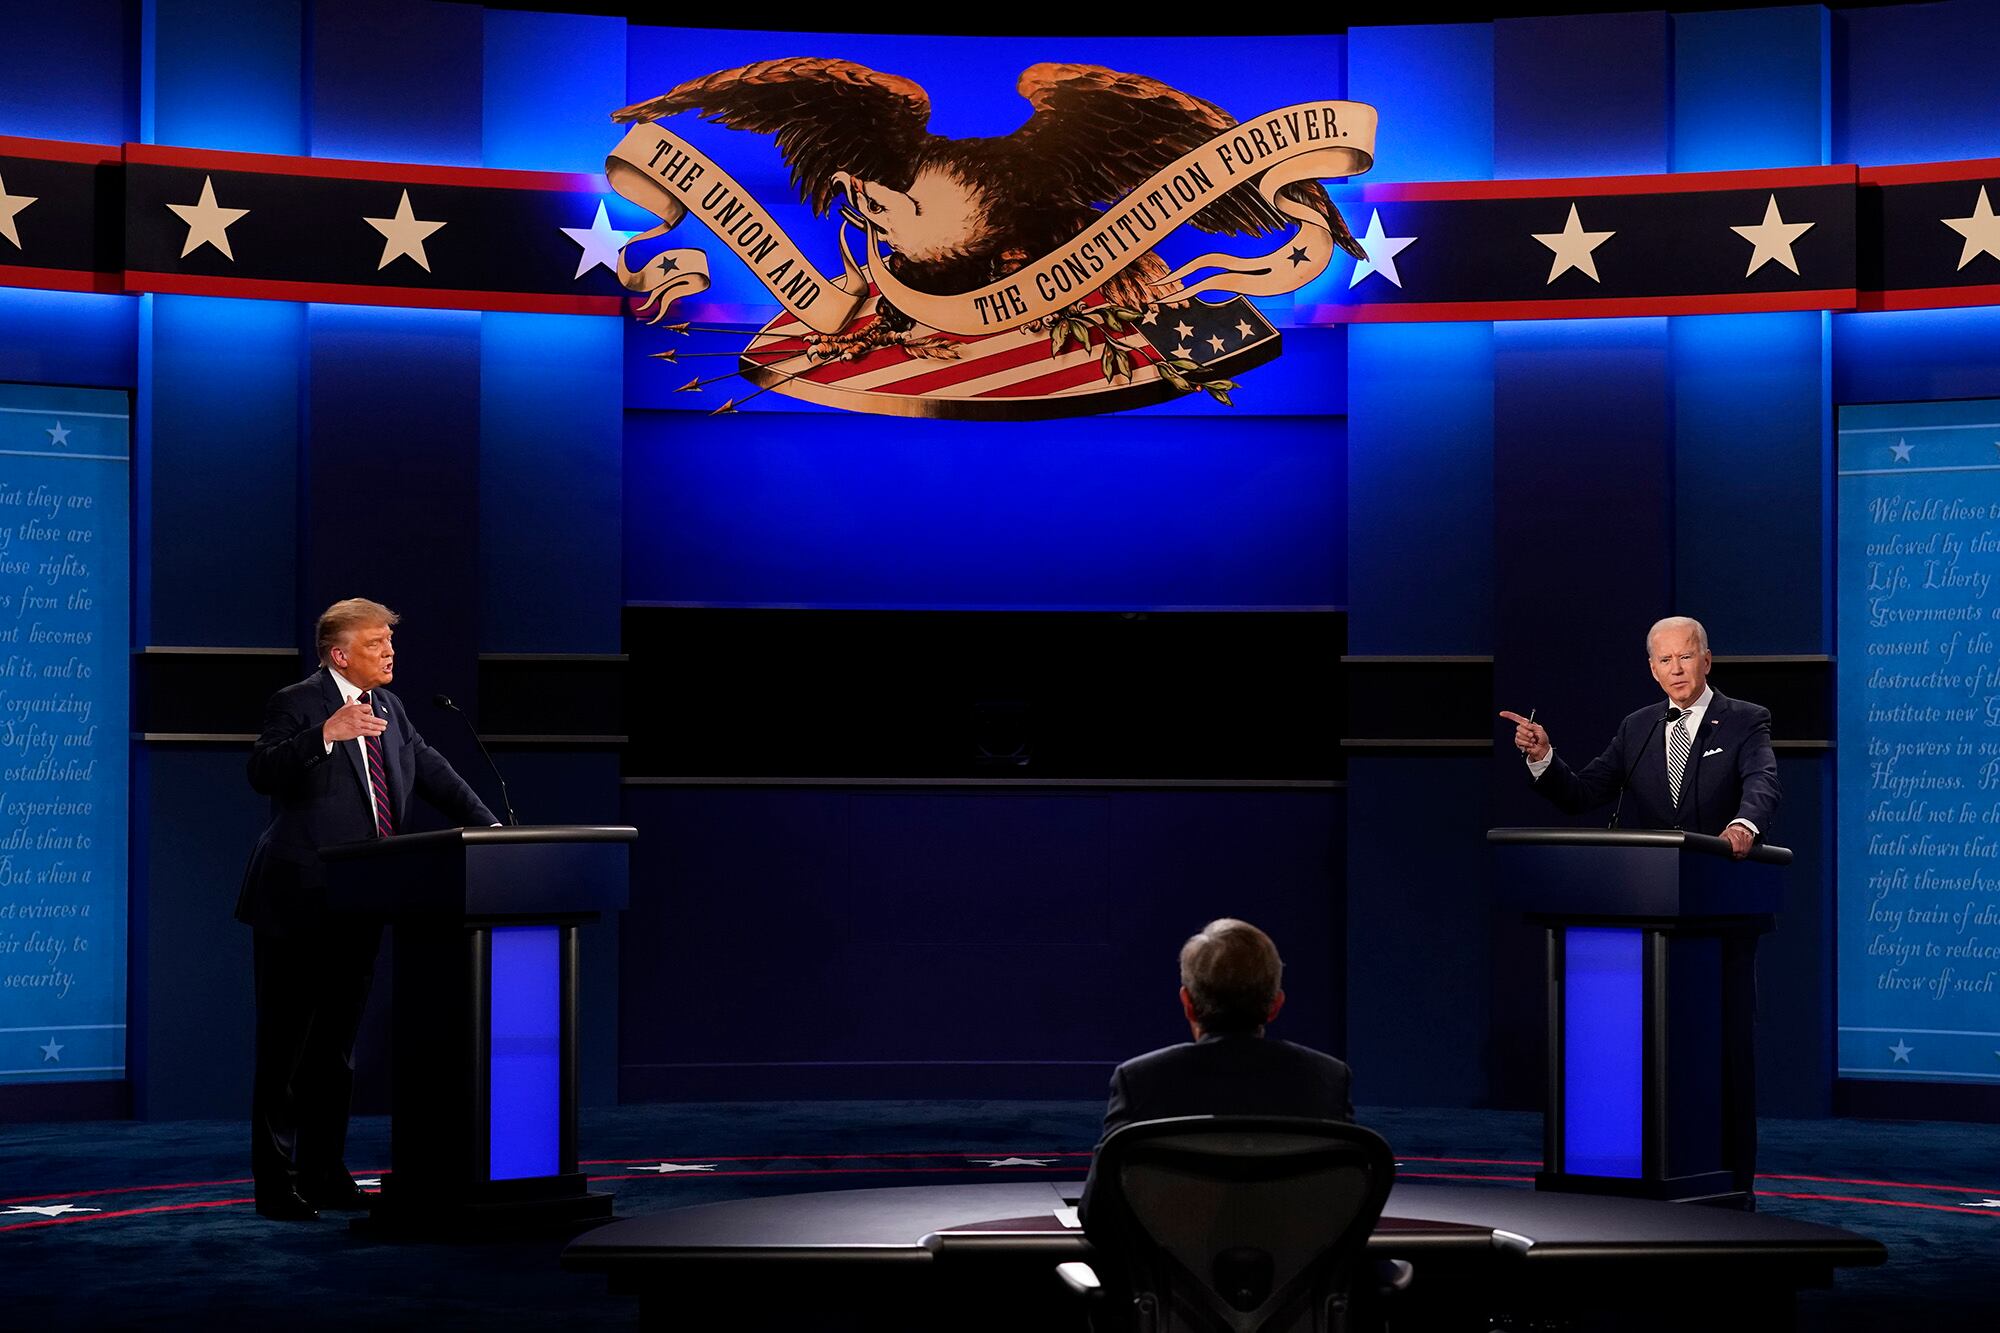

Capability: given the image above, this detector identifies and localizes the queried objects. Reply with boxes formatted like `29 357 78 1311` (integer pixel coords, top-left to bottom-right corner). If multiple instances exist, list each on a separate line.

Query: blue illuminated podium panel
322 825 633 1237
1490 828 1787 1205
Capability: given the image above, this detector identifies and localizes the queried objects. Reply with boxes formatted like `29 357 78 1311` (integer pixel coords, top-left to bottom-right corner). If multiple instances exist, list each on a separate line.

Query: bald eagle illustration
614 59 1366 348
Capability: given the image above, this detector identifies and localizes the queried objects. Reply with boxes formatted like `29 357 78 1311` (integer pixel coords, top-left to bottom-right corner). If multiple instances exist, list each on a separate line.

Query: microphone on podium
434 694 520 826
1609 705 1679 831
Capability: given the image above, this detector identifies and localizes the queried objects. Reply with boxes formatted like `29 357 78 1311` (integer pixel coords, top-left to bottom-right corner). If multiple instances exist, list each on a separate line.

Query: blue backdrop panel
480 314 621 651
482 9 627 173
1344 755 1493 1108
0 291 138 392
0 383 129 1087
618 785 1339 1100
140 295 300 647
1344 24 1492 185
624 411 1343 611
1836 397 2000 1086
1346 321 1493 653
1492 13 1670 178
307 0 483 167
1834 309 2000 410
1671 312 1831 655
0 1 136 144
1834 0 2000 167
1671 6 1829 173
142 0 304 154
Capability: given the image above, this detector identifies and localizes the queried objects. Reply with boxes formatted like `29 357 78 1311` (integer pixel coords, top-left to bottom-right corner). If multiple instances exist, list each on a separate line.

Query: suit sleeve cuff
1527 749 1553 779
1729 818 1759 836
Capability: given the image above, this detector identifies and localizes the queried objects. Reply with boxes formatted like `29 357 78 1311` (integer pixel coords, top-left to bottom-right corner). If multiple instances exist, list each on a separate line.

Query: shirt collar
1672 685 1715 719
330 668 365 705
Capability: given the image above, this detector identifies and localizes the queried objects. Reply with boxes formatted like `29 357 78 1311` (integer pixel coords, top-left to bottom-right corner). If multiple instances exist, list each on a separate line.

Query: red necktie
358 691 395 838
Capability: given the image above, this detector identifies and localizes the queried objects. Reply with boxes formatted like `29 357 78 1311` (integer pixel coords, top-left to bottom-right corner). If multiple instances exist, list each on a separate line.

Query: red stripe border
124 142 606 195
0 263 126 295
123 269 625 315
1303 289 1859 323
1856 282 2000 312
0 134 121 165
1349 163 1855 203
1859 157 2000 187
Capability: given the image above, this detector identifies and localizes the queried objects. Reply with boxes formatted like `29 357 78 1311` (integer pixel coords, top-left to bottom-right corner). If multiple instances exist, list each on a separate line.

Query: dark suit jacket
236 668 497 936
1532 688 1780 837
1080 1033 1354 1223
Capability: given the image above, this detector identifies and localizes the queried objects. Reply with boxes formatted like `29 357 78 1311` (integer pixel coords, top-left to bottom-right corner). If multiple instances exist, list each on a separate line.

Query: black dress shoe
306 1180 373 1211
255 1189 320 1222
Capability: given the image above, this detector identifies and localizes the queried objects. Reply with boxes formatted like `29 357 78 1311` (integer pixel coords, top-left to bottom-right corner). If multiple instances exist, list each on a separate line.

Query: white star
1891 439 1914 462
0 171 37 250
166 176 250 261
1206 334 1226 353
2 1203 99 1217
1533 203 1615 284
558 201 635 280
1968 1198 2000 1209
1172 343 1192 359
354 1178 381 1187
631 1162 717 1173
1943 186 2000 271
1234 319 1256 340
969 1157 1057 1168
1731 194 1815 277
364 190 446 273
1173 321 1194 339
1889 1038 1914 1063
39 1036 62 1061
1348 209 1417 289
45 422 70 448
1139 307 1159 325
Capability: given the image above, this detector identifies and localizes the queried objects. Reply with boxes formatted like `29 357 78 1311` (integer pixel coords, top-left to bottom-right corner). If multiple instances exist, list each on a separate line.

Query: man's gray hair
1179 918 1283 1034
1646 615 1709 656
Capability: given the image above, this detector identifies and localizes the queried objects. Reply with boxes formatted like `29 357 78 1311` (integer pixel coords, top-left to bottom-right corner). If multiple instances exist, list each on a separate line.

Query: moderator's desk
563 1181 1883 1331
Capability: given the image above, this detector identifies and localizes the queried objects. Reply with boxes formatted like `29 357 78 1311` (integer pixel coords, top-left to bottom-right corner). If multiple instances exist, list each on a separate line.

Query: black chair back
1083 1116 1395 1333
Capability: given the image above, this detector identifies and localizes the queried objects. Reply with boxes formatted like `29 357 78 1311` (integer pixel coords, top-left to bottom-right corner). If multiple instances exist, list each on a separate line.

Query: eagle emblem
607 59 1376 419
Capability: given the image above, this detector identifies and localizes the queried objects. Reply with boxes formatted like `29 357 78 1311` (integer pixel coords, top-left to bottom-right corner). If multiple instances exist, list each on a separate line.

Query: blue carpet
3 1102 1995 1329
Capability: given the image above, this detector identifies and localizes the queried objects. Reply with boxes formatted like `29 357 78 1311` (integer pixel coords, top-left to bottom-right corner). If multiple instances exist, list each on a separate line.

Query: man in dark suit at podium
237 598 497 1221
1502 616 1780 852
1502 615 1778 1201
1081 919 1352 1223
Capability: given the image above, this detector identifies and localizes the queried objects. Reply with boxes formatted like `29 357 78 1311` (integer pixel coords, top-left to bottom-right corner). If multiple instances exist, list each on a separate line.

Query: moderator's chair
1060 1116 1400 1333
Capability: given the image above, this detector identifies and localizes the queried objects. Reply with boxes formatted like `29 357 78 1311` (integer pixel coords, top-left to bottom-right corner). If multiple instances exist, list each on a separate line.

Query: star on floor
2 1203 100 1217
167 175 250 261
1172 320 1194 340
1206 334 1226 353
0 171 37 250
1172 343 1192 359
632 1162 717 1173
1533 203 1615 284
45 422 70 448
364 189 446 273
1890 439 1914 463
355 1178 382 1187
1139 307 1159 325
1943 186 2000 271
969 1157 1057 1168
559 200 636 280
39 1036 62 1061
1234 319 1256 340
1731 194 1814 277
1967 1198 2000 1209
1888 1038 1914 1063
1348 209 1416 289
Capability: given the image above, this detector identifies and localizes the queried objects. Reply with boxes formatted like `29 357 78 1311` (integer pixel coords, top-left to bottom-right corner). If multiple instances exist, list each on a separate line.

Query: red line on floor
1397 1172 1537 1184
1762 1190 2000 1218
0 1197 257 1231
582 1151 1093 1165
1399 1156 1543 1167
1 1170 388 1208
589 1165 1086 1182
1759 1172 2000 1197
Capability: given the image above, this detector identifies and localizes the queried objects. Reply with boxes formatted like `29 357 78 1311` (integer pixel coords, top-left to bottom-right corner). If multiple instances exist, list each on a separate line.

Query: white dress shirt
323 668 388 832
1527 686 1756 834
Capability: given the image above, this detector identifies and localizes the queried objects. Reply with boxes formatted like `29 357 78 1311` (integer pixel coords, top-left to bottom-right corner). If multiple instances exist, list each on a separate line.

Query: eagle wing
613 59 935 217
1006 63 1365 258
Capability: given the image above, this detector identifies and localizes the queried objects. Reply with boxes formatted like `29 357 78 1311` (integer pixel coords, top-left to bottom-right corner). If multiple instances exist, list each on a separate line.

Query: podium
1488 828 1789 1207
323 824 635 1237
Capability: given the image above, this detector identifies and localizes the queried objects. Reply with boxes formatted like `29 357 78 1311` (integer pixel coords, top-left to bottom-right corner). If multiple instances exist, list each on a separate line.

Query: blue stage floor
3 1101 1995 1329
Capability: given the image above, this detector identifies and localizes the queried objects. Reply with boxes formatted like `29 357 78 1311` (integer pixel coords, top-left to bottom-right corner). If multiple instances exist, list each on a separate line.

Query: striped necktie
1666 711 1691 808
358 691 394 838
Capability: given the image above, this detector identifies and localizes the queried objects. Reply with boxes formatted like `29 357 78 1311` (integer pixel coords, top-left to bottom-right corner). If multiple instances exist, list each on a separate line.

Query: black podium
1488 828 1789 1207
323 824 635 1237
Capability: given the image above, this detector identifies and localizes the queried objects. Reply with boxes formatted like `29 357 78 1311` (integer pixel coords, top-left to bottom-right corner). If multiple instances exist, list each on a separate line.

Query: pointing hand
1498 710 1551 763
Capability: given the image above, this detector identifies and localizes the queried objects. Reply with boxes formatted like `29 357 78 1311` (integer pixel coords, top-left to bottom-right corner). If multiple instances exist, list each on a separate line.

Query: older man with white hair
1500 615 1780 856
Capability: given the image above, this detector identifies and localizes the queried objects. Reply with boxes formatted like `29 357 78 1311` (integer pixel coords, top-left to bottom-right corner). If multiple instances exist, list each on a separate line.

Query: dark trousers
250 925 380 1199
